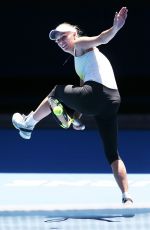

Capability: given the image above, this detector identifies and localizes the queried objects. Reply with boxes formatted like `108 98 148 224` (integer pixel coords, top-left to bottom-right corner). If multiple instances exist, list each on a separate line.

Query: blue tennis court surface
1 129 150 173
0 128 150 229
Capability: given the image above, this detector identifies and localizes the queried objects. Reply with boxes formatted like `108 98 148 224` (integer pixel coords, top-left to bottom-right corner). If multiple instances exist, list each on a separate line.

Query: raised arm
75 7 128 50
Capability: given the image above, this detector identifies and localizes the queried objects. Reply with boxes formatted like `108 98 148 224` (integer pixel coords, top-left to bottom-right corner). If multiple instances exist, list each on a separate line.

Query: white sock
122 192 131 199
25 111 38 127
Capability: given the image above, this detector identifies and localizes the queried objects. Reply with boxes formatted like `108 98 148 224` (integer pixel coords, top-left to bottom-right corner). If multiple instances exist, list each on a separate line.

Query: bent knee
48 85 64 100
106 152 120 165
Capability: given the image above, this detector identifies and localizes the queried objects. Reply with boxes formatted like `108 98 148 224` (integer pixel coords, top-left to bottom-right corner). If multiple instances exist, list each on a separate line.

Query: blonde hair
56 22 82 37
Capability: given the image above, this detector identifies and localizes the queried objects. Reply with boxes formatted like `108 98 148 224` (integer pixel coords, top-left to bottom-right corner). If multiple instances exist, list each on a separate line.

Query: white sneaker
12 112 34 139
122 197 134 217
72 119 85 131
122 197 133 207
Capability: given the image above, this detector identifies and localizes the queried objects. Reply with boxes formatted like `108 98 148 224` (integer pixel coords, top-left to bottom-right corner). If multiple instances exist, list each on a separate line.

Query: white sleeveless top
74 47 118 89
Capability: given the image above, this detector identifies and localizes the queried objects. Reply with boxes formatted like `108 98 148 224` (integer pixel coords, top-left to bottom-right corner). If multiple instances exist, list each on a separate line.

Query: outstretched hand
113 7 128 31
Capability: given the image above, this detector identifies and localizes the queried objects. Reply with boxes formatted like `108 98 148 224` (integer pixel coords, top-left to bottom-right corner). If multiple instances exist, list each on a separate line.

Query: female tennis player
12 7 133 205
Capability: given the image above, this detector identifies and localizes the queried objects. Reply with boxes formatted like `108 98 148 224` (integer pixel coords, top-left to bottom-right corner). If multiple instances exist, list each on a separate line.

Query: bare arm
75 7 128 50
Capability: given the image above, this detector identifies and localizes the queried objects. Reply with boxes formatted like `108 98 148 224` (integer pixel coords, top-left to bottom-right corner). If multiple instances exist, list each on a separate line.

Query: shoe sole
73 124 85 130
12 118 31 140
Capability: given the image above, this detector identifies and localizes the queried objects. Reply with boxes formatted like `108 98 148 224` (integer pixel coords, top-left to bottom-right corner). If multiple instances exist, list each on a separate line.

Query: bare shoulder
74 36 94 56
74 48 85 57
74 35 98 54
74 40 86 57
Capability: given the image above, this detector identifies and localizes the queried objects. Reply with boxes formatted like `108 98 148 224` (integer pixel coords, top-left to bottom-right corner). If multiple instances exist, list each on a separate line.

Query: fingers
115 6 128 22
115 7 128 17
114 11 118 20
121 6 128 12
119 6 128 16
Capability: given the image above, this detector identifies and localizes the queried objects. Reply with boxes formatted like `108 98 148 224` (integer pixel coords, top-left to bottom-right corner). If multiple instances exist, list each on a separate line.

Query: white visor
49 24 76 40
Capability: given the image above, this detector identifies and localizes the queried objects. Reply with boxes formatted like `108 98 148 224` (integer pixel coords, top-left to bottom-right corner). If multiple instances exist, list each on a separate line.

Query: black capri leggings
48 81 121 164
